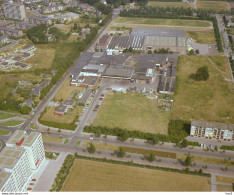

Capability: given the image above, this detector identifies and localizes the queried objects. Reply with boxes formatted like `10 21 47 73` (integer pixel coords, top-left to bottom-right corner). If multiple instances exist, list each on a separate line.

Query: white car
90 137 93 140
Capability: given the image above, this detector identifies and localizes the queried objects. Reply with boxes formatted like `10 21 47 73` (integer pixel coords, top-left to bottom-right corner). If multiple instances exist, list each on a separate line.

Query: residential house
63 100 75 109
54 104 68 115
21 44 35 53
0 35 8 45
2 3 26 20
28 16 52 25
0 27 23 37
14 21 35 30
42 5 64 14
21 98 34 107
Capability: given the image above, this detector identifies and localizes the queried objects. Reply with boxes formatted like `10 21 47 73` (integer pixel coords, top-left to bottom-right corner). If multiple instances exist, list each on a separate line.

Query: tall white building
2 3 26 21
6 130 45 171
0 147 32 192
0 130 45 192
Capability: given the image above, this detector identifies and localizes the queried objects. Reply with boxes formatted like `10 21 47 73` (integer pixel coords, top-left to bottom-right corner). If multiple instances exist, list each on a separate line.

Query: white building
190 120 234 140
0 147 32 192
6 130 45 171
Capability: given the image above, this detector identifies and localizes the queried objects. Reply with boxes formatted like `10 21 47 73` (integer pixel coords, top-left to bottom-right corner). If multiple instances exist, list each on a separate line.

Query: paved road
0 40 19 52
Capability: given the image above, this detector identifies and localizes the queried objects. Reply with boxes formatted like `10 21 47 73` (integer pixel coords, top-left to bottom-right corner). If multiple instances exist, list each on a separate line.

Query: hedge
220 145 234 151
75 154 211 177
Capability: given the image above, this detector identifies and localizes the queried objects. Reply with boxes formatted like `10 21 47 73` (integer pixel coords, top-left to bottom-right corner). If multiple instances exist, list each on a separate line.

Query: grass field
42 136 62 143
54 78 84 101
172 55 234 124
93 92 170 134
216 184 233 192
41 106 82 124
61 159 211 191
24 44 56 70
216 176 234 183
109 17 213 32
147 1 193 8
197 1 230 11
0 120 23 127
30 123 36 130
186 30 216 44
0 113 17 120
0 130 10 135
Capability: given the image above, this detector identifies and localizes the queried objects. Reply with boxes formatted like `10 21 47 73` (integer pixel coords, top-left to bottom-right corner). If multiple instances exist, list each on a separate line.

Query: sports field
197 1 230 11
61 159 211 191
147 1 193 8
172 55 234 124
93 92 170 134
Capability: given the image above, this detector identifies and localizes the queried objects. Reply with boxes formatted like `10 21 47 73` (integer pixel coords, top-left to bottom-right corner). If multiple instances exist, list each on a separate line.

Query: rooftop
191 120 234 130
6 130 40 147
130 28 185 37
55 104 67 113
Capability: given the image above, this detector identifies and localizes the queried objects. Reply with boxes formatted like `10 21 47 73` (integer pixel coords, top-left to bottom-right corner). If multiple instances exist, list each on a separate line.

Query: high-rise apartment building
2 3 26 20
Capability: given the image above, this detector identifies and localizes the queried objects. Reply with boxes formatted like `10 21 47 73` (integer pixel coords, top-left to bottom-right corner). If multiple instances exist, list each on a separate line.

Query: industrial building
107 28 187 53
2 3 26 21
0 130 45 192
190 120 234 140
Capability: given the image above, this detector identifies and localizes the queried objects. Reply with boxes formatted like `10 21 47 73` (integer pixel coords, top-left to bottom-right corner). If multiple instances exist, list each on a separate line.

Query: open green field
216 176 234 183
30 123 36 130
41 106 82 124
24 44 56 70
172 55 234 124
42 136 62 143
109 17 213 32
93 92 170 134
0 113 17 120
186 30 216 44
197 1 230 11
147 1 193 8
0 120 23 127
0 130 10 135
62 159 211 191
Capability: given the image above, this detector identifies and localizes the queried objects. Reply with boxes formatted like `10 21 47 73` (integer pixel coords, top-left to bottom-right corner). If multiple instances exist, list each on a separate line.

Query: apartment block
6 130 45 171
2 3 26 20
190 120 234 140
0 147 32 192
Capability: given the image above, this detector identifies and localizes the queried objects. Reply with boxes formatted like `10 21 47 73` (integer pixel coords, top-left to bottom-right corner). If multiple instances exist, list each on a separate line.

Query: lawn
147 1 193 8
54 78 84 101
93 92 170 134
216 184 233 192
41 106 82 124
197 1 230 11
216 176 234 183
0 120 23 127
0 113 17 120
111 17 213 31
30 123 36 130
186 30 216 44
24 44 56 70
172 55 234 124
0 130 10 135
42 136 62 143
61 159 211 191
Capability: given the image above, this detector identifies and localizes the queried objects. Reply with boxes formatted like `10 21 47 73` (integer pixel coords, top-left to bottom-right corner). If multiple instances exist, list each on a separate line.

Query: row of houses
42 4 64 14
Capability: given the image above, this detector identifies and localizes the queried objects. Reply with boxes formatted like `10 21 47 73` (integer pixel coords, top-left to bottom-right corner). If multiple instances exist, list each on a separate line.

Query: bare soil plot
24 44 56 70
147 1 194 8
41 106 82 124
216 176 234 183
172 55 234 124
93 92 170 134
197 1 230 11
61 159 211 191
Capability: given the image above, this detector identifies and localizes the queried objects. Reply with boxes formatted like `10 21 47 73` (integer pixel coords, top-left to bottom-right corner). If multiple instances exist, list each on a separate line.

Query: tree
188 49 194 55
147 50 152 54
225 166 228 171
89 142 96 154
215 146 218 151
58 129 61 133
73 23 78 30
181 139 188 148
119 147 125 158
198 168 203 174
118 131 129 142
96 129 101 138
20 106 32 114
190 66 209 81
149 153 156 162
184 153 192 166
195 49 199 54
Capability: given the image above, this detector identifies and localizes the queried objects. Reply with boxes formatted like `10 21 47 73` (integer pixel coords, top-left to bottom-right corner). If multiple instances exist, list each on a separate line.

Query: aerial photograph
0 0 233 193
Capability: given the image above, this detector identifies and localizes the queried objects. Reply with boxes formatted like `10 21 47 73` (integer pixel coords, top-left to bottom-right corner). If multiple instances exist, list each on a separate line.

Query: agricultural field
93 92 170 134
172 55 234 124
110 17 213 32
0 120 23 127
147 1 194 8
0 113 17 120
186 30 216 44
0 130 10 135
216 184 233 192
41 106 82 124
197 1 230 11
24 44 56 70
61 159 211 191
54 78 84 101
216 176 234 183
42 136 62 143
